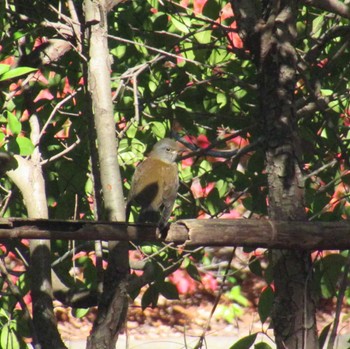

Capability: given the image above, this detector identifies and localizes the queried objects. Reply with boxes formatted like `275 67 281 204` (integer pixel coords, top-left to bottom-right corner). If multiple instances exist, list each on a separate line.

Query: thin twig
327 251 350 349
40 135 81 165
108 34 206 67
179 134 263 160
51 241 93 267
193 248 236 349
37 87 82 143
113 55 165 128
66 0 82 51
0 187 12 217
303 159 338 180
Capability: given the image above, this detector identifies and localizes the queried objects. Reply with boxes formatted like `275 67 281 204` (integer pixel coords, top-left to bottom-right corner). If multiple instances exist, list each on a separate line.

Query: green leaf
16 273 30 296
150 121 167 139
248 256 263 277
194 30 212 44
258 286 274 324
0 66 37 82
7 112 21 135
186 262 202 282
111 45 127 59
216 303 244 322
0 132 5 148
217 93 227 108
13 312 31 338
202 0 222 20
182 41 195 60
6 138 20 154
198 159 212 176
320 89 333 96
229 333 258 349
82 258 97 289
141 284 159 309
72 308 89 318
318 322 332 349
312 15 324 38
0 64 10 76
16 137 34 156
159 281 179 300
151 12 169 31
209 48 230 65
254 343 273 349
13 31 25 40
0 324 21 349
0 308 10 322
227 286 249 306
319 253 346 298
263 263 274 285
216 179 228 197
146 0 158 9
126 123 138 138
206 187 222 216
170 15 191 33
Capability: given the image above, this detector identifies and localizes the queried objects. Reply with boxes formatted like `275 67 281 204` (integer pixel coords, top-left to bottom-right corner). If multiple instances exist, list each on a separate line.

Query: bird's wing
159 162 178 229
127 158 163 210
161 162 179 205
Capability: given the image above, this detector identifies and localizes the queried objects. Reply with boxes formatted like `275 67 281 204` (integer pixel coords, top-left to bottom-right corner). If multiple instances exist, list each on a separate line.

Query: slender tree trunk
230 1 318 348
7 116 66 349
84 1 129 348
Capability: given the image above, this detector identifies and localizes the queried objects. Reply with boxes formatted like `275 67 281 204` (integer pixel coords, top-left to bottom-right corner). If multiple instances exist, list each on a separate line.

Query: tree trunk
259 2 318 348
230 1 318 348
7 121 66 349
84 1 129 348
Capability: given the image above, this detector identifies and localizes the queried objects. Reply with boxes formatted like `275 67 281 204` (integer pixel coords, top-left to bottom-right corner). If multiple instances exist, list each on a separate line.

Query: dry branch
1 218 350 250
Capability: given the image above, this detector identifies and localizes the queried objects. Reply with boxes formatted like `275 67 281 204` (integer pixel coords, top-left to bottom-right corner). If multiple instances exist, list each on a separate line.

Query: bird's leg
157 205 173 238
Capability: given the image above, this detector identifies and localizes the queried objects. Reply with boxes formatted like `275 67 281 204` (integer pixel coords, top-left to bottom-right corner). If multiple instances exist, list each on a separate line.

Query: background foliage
0 0 350 348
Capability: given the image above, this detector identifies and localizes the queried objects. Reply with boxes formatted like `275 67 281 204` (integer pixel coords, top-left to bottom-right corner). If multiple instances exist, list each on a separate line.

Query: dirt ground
56 291 350 345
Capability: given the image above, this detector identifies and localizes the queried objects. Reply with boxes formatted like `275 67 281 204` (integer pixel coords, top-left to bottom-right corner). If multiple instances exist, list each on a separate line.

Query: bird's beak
175 147 184 161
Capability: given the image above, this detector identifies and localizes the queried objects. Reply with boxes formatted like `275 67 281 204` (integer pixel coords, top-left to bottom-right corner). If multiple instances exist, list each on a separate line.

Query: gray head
149 138 179 163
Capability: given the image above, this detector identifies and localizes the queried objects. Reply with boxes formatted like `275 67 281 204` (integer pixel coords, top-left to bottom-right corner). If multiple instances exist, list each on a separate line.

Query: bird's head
149 138 179 164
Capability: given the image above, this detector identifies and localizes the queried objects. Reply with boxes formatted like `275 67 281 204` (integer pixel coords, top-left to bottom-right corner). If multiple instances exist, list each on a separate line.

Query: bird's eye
166 147 171 152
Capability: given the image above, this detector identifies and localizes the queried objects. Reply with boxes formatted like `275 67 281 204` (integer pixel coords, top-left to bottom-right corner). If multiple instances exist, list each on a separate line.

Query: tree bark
2 218 350 250
259 2 318 348
84 1 129 348
230 1 318 348
7 124 66 348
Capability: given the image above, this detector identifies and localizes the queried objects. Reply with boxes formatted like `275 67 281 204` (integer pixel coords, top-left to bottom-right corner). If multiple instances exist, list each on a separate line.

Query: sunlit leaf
170 15 191 33
0 66 37 81
0 64 10 76
72 308 89 318
194 30 212 44
7 112 21 135
16 137 34 156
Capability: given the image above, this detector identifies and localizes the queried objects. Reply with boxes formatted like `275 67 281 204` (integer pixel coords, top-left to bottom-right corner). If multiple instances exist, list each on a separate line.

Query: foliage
0 0 350 347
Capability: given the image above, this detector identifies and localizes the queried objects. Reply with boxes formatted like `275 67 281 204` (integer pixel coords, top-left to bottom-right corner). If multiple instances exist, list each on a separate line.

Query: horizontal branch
0 218 349 250
302 0 350 19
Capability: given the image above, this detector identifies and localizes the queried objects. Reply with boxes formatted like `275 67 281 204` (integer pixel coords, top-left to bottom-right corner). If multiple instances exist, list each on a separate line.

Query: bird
125 138 179 232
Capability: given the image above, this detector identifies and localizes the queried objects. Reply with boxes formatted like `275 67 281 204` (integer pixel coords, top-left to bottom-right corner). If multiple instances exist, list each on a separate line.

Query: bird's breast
130 158 178 209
